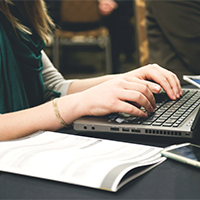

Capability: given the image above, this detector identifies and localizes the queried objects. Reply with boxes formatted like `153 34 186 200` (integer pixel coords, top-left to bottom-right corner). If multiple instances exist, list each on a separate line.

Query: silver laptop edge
73 88 200 139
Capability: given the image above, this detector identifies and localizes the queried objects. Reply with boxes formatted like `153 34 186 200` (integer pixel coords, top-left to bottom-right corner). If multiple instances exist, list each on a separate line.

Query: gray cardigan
41 51 75 100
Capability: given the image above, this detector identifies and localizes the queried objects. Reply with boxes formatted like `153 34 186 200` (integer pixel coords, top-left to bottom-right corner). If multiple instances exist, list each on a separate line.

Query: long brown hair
0 0 55 44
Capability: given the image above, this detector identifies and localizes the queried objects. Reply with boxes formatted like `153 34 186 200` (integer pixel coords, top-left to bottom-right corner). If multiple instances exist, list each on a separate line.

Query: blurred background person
145 0 200 84
99 0 135 73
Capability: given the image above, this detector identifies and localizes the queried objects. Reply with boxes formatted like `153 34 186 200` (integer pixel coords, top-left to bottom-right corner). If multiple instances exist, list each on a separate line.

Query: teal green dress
0 10 46 113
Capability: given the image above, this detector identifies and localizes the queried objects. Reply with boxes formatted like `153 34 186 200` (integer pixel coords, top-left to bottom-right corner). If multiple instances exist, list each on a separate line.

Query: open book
0 131 166 192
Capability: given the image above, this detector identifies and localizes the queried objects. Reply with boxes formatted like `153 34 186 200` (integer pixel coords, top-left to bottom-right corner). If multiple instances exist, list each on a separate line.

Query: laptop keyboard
108 90 200 127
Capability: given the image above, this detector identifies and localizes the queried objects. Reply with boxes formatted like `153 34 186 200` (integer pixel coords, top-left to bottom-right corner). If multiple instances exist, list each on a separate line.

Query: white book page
0 131 164 191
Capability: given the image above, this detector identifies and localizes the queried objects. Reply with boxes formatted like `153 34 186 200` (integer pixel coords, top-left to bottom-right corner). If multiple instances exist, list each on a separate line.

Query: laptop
73 88 200 139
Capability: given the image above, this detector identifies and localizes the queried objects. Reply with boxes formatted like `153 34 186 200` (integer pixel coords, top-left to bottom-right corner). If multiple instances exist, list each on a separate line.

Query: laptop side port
122 128 130 132
110 127 119 131
131 129 141 133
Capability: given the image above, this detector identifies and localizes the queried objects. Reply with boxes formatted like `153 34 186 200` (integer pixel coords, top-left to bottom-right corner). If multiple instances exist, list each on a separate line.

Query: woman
0 0 182 141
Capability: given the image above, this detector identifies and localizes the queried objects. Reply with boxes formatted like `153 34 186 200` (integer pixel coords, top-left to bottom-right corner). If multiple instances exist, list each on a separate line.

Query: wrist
56 94 86 125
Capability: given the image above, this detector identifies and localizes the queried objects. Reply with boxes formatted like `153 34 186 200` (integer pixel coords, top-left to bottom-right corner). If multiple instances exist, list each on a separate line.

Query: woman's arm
42 51 75 98
68 64 182 99
0 93 84 141
67 73 119 94
0 64 182 141
41 50 119 95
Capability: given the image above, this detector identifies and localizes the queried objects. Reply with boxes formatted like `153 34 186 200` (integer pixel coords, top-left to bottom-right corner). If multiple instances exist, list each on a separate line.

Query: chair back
60 0 102 31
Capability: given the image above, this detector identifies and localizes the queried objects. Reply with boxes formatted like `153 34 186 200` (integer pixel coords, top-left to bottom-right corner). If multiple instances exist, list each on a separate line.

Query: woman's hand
77 76 157 118
73 64 182 119
124 64 183 100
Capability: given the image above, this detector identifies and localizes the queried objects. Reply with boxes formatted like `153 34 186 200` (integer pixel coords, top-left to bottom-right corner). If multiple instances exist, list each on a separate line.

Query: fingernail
150 106 154 112
143 113 148 117
154 85 161 92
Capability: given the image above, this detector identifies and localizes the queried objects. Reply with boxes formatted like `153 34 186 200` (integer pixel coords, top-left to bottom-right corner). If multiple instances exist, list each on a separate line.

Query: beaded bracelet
53 98 68 127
